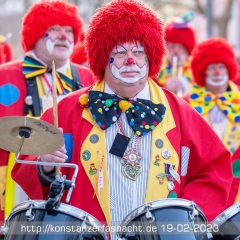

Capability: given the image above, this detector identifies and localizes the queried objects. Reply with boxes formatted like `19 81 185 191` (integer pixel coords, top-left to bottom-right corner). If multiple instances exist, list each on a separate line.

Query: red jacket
12 80 232 223
0 59 94 223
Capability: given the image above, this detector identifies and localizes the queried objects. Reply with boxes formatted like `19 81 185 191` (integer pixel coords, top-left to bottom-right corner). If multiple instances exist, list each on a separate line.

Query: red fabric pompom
71 42 87 65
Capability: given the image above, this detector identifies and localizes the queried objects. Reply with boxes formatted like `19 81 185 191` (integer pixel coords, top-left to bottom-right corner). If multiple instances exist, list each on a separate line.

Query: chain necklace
116 115 142 181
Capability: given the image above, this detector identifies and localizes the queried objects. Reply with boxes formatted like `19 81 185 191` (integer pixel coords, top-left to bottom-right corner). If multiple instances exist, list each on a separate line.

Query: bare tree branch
193 0 205 14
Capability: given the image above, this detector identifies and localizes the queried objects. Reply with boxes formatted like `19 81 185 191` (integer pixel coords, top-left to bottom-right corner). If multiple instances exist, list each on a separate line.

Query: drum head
119 198 211 240
212 202 240 240
4 200 107 240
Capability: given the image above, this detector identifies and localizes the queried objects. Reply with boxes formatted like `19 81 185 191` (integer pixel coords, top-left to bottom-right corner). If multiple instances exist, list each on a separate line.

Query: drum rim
211 202 240 227
119 198 207 236
6 200 108 240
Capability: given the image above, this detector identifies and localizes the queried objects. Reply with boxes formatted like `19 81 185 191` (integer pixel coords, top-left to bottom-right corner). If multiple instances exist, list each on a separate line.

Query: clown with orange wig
183 37 240 206
12 0 232 238
0 0 94 227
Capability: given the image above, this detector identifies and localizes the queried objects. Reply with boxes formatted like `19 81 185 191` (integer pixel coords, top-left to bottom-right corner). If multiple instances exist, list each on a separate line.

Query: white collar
104 81 151 100
27 50 70 74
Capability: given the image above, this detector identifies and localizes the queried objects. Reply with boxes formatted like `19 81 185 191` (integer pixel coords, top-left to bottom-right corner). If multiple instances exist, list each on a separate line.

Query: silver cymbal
0 116 64 155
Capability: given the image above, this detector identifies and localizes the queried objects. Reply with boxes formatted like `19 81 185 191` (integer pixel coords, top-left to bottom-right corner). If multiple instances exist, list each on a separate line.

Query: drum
118 198 213 240
1 200 107 240
211 202 240 240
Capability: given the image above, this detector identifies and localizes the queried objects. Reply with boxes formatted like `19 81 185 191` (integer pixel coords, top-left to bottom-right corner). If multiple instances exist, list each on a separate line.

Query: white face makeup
111 64 147 84
110 44 147 84
46 38 74 56
104 41 149 98
205 63 229 87
166 43 188 67
206 74 229 86
33 25 74 67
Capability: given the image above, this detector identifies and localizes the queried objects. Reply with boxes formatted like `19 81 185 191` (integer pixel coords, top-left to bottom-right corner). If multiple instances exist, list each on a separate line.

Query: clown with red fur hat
0 0 95 228
183 37 240 207
158 12 196 95
11 1 232 237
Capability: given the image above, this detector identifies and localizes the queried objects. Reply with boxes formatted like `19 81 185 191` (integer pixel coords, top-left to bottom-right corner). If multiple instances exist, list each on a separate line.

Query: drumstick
177 66 183 96
52 61 60 176
172 56 178 78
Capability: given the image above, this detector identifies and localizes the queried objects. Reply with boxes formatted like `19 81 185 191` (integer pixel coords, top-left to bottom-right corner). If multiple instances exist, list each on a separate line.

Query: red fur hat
191 37 238 86
165 22 196 55
71 42 87 65
85 0 166 81
21 0 83 52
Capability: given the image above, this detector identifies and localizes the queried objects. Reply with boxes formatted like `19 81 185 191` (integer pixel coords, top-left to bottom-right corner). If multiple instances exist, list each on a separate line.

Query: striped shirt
104 82 152 239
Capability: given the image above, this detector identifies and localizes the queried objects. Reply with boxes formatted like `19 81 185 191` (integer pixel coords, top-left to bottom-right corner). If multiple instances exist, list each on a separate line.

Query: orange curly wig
191 37 238 86
21 0 83 52
85 0 166 81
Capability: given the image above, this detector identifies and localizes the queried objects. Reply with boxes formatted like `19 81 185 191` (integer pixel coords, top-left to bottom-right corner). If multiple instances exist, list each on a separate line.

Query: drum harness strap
24 63 83 117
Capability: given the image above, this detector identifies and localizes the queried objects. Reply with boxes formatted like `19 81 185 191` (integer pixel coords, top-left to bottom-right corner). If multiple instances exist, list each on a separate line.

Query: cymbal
0 116 64 155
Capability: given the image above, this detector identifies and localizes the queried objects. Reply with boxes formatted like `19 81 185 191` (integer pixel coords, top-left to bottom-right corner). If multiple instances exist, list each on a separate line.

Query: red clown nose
61 34 67 40
127 57 135 64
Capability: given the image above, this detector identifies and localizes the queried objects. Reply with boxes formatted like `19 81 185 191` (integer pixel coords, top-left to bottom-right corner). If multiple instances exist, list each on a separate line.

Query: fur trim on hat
71 42 87 65
85 0 166 81
165 23 196 54
191 37 238 86
21 1 83 52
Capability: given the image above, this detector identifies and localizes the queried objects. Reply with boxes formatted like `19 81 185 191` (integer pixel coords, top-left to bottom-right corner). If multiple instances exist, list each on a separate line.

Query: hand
40 145 68 173
164 77 183 94
40 128 68 173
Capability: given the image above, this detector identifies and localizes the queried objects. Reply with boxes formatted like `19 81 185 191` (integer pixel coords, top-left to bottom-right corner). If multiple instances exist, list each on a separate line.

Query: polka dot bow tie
88 91 166 137
189 85 240 123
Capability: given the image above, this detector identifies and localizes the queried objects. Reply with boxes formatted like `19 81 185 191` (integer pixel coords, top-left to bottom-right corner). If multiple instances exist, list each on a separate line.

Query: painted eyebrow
112 45 127 53
132 45 144 51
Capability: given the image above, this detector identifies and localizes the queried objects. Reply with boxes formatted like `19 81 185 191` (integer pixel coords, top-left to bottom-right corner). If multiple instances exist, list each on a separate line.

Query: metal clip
26 203 35 221
0 216 9 235
55 172 66 183
189 202 199 220
145 209 155 223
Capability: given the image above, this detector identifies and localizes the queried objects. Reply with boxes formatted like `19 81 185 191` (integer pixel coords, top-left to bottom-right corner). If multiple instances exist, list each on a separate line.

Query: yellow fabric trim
81 124 111 225
65 64 72 79
82 80 111 224
0 166 7 211
229 81 239 91
145 79 178 202
25 69 46 79
81 79 178 222
235 184 240 203
36 76 45 97
4 152 15 217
